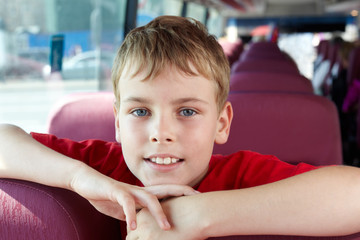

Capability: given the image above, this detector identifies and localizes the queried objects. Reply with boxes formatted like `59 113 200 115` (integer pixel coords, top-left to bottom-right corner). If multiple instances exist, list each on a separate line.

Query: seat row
0 90 355 240
313 38 360 166
215 40 341 167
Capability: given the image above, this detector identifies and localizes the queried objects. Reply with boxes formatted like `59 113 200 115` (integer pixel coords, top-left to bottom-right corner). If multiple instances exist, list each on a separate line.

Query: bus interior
1 0 360 239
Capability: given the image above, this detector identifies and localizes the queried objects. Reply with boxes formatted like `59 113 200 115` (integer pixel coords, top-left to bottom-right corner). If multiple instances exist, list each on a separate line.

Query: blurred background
0 0 359 133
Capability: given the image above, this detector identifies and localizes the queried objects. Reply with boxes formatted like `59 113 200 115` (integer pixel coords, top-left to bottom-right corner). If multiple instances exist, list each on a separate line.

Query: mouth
144 157 184 165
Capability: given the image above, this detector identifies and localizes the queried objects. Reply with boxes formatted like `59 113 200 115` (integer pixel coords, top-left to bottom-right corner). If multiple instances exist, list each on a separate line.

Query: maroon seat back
231 59 300 75
230 72 313 93
3 178 360 240
240 41 285 60
239 51 291 62
47 92 116 142
0 179 121 240
213 92 342 166
314 40 330 70
246 41 281 54
347 47 360 86
317 40 330 57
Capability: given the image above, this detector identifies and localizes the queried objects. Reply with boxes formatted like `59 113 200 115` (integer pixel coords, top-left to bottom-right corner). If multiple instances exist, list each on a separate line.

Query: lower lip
145 159 183 172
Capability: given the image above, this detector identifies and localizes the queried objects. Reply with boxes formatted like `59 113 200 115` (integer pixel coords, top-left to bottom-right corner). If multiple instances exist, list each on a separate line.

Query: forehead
118 63 217 100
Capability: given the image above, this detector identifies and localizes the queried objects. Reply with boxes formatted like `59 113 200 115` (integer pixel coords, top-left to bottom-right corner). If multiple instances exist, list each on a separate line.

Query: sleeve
238 152 320 188
200 151 320 192
30 132 136 183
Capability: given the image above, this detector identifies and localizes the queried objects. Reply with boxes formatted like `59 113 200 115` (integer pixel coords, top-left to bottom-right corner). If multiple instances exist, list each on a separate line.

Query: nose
149 115 176 144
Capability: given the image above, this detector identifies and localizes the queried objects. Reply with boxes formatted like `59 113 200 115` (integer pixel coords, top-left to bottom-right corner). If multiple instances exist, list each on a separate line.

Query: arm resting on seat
2 178 360 240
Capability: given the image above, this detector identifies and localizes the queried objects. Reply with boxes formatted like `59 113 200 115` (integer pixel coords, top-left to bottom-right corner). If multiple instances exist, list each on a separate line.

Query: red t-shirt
31 132 319 238
31 132 318 190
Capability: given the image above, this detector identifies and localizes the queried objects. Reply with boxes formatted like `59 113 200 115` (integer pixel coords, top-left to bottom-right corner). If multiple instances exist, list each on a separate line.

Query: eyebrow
122 96 209 105
122 97 150 104
172 97 209 105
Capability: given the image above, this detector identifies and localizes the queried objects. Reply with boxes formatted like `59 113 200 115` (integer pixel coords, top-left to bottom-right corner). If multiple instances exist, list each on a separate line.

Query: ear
113 103 121 143
215 101 233 144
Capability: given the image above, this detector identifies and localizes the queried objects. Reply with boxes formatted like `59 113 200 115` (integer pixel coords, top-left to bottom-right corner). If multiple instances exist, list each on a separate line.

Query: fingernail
163 219 171 229
130 221 137 230
189 190 201 195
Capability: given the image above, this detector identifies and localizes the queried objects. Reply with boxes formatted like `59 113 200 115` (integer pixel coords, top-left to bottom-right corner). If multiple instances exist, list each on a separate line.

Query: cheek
119 119 146 165
119 117 149 144
182 117 217 149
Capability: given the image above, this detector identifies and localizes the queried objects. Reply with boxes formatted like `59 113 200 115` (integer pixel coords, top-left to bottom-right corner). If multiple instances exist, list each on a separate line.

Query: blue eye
180 109 196 117
132 109 149 117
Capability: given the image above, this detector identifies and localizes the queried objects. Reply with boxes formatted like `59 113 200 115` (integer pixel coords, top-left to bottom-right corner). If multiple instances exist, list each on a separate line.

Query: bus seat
314 40 330 71
46 92 116 142
213 92 342 166
312 57 331 94
317 40 330 57
328 42 341 69
239 42 289 62
230 72 313 94
342 78 360 153
239 49 291 62
315 41 341 96
3 178 360 240
231 59 300 75
0 178 121 240
346 47 360 86
246 41 282 54
239 51 291 62
326 48 343 97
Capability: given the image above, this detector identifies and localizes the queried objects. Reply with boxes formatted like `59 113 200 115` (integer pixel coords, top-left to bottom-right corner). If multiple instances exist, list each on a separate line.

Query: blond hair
112 15 230 113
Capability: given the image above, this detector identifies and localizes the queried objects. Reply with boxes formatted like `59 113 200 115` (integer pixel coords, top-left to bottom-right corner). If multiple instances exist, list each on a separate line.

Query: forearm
0 124 84 190
180 166 360 238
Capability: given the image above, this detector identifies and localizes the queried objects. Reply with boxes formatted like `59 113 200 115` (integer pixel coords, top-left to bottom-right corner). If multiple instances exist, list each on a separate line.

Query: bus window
185 2 207 23
206 8 224 38
137 0 182 26
0 0 127 133
185 1 224 38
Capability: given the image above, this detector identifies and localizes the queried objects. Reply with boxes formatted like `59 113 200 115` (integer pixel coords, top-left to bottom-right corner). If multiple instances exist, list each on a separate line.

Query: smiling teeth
150 157 179 165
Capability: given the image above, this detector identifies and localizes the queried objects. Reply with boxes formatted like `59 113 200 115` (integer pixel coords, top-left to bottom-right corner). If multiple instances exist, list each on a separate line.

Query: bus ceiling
184 0 360 32
185 0 359 18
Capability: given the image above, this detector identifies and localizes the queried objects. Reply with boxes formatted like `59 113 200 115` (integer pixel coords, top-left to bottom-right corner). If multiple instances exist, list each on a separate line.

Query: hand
70 164 198 231
126 195 206 240
88 182 199 231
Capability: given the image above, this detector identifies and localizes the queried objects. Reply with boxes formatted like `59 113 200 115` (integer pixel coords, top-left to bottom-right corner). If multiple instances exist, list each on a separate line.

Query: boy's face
114 64 232 187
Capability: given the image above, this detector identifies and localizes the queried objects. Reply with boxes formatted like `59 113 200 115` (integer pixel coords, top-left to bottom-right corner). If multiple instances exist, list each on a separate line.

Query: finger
134 190 171 230
145 184 200 199
118 194 137 231
88 200 126 221
147 201 171 230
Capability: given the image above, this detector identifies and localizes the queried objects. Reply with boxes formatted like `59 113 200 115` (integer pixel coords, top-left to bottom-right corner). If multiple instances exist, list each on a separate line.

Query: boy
1 16 360 240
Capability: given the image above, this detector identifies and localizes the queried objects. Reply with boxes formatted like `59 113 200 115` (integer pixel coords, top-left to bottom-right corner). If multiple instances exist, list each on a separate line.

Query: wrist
68 160 93 192
161 194 213 239
192 193 218 239
189 191 236 238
